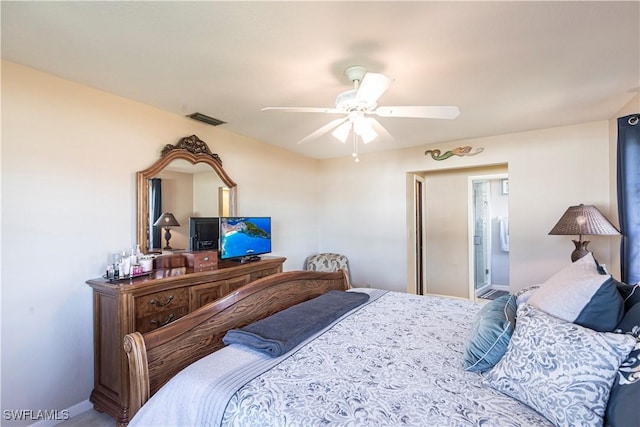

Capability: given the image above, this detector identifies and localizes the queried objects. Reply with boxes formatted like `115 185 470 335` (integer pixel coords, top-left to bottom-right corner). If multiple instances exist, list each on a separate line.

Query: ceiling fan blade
374 105 460 119
297 117 348 144
355 73 393 104
262 107 342 114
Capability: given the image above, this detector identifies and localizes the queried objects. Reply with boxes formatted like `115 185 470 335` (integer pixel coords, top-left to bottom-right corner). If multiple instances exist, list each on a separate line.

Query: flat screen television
189 217 220 251
219 216 271 261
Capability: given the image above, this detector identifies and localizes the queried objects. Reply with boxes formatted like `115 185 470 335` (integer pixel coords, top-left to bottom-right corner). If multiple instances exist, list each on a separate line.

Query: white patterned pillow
513 285 539 306
484 303 636 427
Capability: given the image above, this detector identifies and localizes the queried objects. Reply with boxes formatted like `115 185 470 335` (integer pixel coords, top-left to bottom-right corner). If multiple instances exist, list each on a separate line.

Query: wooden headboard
123 269 350 420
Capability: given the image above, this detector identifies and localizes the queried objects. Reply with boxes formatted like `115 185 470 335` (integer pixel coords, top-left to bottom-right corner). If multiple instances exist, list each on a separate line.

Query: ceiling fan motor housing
335 90 357 111
335 89 377 112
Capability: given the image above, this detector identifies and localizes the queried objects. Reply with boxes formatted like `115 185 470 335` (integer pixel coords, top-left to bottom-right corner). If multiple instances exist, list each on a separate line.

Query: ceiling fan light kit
353 116 377 143
331 120 351 142
262 65 460 161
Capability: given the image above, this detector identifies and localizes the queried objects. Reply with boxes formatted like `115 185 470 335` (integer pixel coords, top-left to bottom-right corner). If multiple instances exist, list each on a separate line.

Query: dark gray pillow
613 279 640 311
606 303 640 427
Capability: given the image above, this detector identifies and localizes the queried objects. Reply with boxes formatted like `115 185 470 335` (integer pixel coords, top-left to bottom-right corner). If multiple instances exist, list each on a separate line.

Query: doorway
410 165 508 299
473 180 491 291
468 174 510 301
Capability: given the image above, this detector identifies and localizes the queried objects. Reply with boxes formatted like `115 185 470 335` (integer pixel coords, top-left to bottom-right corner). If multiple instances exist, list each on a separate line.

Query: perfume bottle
129 248 138 266
112 253 122 278
120 251 130 277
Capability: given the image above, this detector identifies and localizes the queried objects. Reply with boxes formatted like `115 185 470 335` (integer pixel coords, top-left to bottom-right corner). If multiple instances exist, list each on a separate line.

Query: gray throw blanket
223 290 370 356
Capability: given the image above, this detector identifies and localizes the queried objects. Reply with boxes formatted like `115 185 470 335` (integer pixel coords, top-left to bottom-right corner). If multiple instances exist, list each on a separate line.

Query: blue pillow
606 303 640 427
463 294 517 372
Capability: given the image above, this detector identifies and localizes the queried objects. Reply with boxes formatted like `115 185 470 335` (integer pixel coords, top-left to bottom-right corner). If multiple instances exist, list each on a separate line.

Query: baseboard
29 399 92 427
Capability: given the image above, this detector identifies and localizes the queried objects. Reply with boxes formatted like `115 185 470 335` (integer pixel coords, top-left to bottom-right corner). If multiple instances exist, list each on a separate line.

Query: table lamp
153 212 180 250
548 204 620 262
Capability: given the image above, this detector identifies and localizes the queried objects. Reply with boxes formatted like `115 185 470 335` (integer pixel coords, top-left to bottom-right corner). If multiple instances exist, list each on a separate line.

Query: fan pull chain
352 133 360 163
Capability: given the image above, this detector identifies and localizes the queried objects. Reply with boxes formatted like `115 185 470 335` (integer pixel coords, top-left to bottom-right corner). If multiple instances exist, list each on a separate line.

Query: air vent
186 112 226 126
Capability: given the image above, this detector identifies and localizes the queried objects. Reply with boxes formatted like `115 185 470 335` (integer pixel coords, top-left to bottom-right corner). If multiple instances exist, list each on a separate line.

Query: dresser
86 255 286 425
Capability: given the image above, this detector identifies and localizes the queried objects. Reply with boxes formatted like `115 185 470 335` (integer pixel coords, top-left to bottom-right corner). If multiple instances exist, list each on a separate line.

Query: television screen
189 217 219 251
219 217 271 260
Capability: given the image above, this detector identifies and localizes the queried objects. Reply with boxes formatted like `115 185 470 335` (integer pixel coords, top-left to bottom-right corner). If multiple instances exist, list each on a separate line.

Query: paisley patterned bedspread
130 290 553 427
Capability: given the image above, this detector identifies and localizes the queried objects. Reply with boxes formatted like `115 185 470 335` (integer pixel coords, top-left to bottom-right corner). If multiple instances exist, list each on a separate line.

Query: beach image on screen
220 217 271 259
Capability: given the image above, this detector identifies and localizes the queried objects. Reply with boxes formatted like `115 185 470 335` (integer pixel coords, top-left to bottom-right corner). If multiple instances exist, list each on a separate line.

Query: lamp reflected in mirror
548 204 620 262
153 212 180 250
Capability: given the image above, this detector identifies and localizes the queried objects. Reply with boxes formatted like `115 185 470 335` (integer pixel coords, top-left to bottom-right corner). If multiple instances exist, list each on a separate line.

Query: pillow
463 294 517 372
613 279 640 311
527 253 624 331
605 303 640 427
484 304 636 427
513 285 539 307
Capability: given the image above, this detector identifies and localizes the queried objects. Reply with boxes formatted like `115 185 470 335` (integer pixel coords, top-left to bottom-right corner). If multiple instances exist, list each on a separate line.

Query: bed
124 256 640 427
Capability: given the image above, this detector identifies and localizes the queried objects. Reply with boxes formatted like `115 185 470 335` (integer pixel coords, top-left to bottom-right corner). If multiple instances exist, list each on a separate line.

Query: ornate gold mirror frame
136 135 237 254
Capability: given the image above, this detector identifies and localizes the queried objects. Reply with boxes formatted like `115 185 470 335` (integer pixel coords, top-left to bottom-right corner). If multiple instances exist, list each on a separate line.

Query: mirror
136 135 237 254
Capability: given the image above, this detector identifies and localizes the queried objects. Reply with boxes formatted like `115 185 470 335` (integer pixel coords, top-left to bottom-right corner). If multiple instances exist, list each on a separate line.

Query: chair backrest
304 253 351 284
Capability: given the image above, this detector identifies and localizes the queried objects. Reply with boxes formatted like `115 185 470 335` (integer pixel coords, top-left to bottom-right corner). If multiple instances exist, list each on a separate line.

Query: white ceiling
2 1 639 160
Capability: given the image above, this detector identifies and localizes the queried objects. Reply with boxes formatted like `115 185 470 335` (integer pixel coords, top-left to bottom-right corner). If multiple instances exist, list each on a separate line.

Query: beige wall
192 172 220 217
1 61 319 424
422 169 473 298
155 169 194 250
319 120 616 295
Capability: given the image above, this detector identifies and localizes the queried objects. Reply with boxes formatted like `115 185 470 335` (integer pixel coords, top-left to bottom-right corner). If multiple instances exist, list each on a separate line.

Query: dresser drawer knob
150 313 175 327
149 295 174 307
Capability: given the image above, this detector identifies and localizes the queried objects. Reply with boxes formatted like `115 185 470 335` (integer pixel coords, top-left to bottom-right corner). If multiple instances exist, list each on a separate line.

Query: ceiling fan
262 66 460 160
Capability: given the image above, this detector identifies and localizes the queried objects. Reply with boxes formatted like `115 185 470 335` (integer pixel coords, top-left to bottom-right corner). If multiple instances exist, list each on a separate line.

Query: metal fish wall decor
425 146 484 161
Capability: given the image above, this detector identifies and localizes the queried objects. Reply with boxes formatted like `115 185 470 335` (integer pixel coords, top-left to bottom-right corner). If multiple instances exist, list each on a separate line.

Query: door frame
406 173 426 295
467 173 508 302
414 175 426 295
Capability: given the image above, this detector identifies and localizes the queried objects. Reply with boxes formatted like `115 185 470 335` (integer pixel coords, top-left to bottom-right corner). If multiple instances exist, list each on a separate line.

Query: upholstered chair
303 253 352 287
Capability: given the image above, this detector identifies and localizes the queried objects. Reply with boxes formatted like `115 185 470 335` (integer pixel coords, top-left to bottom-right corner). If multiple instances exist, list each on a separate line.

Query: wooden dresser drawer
136 306 189 332
190 281 228 309
249 266 281 281
135 288 189 318
190 274 251 310
184 250 218 271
